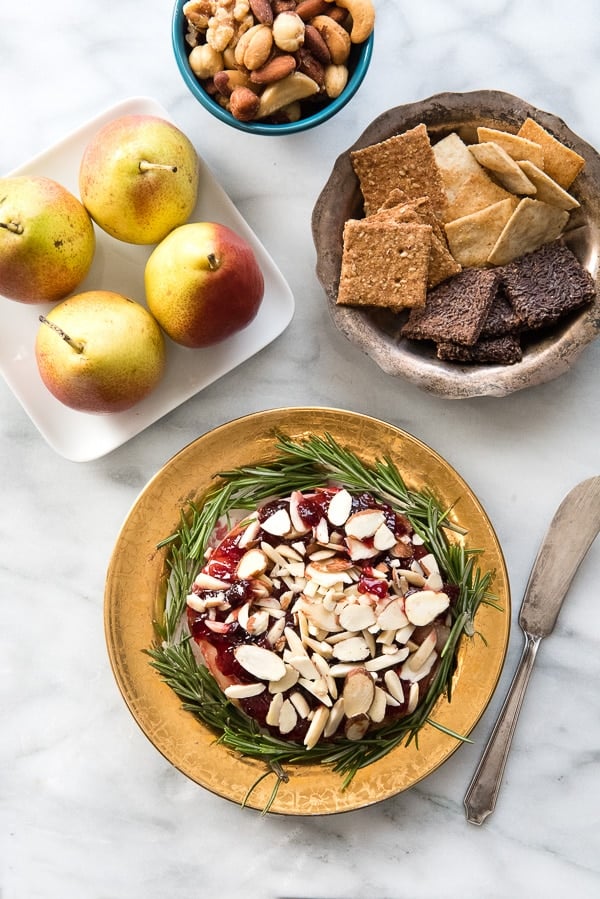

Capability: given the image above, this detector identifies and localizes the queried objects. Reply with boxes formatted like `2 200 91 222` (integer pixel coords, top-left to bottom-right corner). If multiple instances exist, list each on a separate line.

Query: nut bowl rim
312 89 600 398
171 0 374 136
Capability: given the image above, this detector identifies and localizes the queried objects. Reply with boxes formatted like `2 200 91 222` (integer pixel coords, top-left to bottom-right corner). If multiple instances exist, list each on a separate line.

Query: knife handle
464 631 541 825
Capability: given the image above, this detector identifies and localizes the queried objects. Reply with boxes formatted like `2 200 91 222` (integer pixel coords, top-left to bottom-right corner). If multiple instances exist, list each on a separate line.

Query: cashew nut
257 71 319 118
324 0 375 43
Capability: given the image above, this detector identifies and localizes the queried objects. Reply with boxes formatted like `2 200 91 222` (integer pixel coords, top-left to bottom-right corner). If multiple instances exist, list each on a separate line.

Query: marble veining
1 1 600 897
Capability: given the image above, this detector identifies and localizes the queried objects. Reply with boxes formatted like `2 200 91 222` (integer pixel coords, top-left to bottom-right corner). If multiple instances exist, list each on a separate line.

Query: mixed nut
186 486 455 750
182 0 375 123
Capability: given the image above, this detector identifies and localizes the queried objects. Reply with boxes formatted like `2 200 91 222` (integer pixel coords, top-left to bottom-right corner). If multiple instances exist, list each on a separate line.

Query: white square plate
0 97 295 461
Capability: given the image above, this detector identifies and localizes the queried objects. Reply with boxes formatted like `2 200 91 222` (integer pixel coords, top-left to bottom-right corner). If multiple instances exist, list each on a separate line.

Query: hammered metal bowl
312 90 600 398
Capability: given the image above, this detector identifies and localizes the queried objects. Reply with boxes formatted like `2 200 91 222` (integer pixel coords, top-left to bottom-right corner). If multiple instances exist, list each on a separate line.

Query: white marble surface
1 0 600 896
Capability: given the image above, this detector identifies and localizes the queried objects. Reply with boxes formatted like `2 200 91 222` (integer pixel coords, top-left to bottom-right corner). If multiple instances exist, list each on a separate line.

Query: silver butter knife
464 475 600 825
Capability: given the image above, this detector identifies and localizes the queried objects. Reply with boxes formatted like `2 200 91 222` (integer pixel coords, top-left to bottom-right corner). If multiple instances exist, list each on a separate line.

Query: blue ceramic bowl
171 0 373 136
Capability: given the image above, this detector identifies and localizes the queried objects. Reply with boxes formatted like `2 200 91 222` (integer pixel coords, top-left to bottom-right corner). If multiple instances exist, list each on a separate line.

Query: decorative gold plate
104 408 510 815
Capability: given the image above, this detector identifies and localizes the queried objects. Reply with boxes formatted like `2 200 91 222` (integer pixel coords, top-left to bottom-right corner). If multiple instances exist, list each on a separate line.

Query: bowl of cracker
312 89 600 397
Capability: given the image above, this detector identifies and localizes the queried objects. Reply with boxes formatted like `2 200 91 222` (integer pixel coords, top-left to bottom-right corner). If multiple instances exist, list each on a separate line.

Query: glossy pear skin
79 114 200 245
0 175 95 304
35 290 166 413
144 222 265 348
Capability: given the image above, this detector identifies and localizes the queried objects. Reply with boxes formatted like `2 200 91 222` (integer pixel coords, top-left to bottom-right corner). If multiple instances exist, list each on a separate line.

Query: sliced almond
268 663 299 693
304 705 330 749
289 490 311 534
373 522 397 551
278 698 298 734
286 653 321 680
193 572 229 591
344 713 370 741
266 691 284 726
407 681 420 714
315 516 330 544
262 507 292 536
364 647 409 671
338 602 376 632
377 597 409 631
345 509 386 540
331 635 371 662
234 643 287 681
418 553 440 577
346 536 379 561
289 690 311 718
368 686 388 723
238 517 260 548
342 667 375 717
224 682 266 699
383 668 405 703
406 628 438 671
404 590 450 626
246 609 270 636
298 676 333 706
323 697 345 738
327 488 353 526
297 597 341 632
401 648 438 683
305 561 354 588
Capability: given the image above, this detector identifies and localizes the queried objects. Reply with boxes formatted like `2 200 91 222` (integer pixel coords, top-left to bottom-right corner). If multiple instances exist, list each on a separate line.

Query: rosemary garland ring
146 432 498 812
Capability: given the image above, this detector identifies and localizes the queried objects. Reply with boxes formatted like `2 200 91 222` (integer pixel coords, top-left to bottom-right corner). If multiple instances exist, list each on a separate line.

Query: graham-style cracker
351 124 447 219
517 118 585 188
337 219 432 310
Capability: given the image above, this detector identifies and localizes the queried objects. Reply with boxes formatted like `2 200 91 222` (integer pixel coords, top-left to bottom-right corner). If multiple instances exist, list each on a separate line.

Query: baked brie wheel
186 486 456 749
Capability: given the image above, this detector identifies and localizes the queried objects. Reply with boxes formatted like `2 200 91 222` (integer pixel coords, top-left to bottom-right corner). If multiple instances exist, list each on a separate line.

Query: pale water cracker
337 219 432 310
351 124 447 219
433 132 512 221
517 118 585 188
517 160 580 210
476 127 545 168
468 142 536 195
444 197 518 267
487 197 569 266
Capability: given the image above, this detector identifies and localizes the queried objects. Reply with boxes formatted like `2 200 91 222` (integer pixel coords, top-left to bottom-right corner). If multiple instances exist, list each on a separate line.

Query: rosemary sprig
148 431 497 809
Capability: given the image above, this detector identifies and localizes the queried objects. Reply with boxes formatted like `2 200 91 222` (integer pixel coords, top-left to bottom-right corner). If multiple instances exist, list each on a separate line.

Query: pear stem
207 253 220 272
139 160 178 174
0 220 24 235
39 315 84 354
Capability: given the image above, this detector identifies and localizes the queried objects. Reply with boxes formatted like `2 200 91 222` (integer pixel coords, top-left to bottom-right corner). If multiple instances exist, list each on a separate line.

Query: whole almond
250 53 297 84
295 48 325 88
229 85 261 121
249 0 274 25
295 0 329 19
304 23 331 64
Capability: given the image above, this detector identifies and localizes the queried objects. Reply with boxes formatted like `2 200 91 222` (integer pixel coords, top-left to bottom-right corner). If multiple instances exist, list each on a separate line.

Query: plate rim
104 406 511 815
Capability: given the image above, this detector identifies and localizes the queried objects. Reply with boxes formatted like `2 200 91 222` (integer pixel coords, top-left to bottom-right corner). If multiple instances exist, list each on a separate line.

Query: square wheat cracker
366 199 461 287
337 219 432 310
476 127 545 168
444 197 518 267
351 124 447 219
487 197 569 265
517 118 585 188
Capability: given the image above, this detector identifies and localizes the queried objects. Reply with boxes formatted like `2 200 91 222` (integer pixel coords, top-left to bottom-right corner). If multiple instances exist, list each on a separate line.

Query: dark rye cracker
351 124 447 219
437 334 522 365
480 286 522 338
501 240 596 329
401 268 501 346
337 219 432 310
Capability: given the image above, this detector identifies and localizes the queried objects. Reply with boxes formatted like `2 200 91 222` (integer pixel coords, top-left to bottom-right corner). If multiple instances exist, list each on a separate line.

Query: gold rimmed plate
104 407 510 814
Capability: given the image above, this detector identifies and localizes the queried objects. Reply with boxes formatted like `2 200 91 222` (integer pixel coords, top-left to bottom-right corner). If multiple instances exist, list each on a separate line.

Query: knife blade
464 475 600 825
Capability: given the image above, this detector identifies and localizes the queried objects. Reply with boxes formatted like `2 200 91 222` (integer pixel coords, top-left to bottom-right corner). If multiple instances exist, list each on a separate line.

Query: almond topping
345 509 386 540
327 488 353 526
224 682 266 699
404 590 450 626
278 698 298 734
234 643 287 681
338 602 376 632
304 705 330 749
332 635 371 661
262 507 292 536
342 667 375 717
